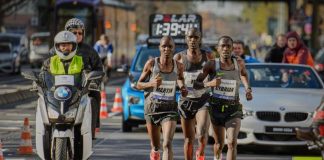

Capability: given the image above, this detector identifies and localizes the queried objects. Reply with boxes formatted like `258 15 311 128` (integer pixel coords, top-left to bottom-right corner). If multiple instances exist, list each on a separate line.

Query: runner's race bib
213 79 237 100
184 70 206 98
152 81 176 100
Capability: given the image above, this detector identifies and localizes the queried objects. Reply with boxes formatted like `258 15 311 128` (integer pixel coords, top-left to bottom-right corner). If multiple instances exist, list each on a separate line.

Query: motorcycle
22 70 104 160
296 101 324 158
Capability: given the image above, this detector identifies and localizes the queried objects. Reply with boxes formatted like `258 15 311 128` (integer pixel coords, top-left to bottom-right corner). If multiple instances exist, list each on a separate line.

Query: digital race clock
149 14 202 38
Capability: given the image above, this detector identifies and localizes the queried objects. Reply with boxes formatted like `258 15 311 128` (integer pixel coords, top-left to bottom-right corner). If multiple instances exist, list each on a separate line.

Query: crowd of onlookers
264 31 314 67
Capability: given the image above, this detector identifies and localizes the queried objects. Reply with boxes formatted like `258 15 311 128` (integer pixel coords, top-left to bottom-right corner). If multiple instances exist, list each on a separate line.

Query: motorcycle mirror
86 71 104 81
129 72 134 82
21 71 38 81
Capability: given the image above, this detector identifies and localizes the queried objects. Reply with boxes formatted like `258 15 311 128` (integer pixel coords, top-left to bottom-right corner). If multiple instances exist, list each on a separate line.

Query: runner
174 28 213 160
136 36 188 160
194 36 253 160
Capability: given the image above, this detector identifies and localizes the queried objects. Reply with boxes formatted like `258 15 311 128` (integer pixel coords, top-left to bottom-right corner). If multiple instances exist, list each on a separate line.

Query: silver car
0 33 24 74
208 63 324 146
239 63 324 146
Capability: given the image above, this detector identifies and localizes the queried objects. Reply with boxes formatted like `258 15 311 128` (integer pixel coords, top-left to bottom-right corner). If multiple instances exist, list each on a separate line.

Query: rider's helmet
54 31 77 60
64 18 85 35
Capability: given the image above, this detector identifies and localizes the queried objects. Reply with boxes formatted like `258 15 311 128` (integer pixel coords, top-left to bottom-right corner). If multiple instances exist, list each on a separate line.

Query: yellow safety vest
50 55 83 75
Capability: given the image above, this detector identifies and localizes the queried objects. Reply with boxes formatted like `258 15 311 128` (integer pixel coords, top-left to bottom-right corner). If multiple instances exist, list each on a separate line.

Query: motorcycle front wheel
54 138 69 160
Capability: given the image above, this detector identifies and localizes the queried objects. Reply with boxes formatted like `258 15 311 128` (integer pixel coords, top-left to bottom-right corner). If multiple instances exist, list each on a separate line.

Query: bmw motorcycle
22 70 104 160
296 101 324 158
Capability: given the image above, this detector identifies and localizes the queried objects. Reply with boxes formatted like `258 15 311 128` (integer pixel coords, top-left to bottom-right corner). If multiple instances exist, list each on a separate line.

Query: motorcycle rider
41 30 85 80
50 18 103 139
174 28 213 160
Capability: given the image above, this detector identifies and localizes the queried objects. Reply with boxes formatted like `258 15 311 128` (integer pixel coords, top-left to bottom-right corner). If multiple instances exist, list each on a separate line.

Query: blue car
121 45 185 132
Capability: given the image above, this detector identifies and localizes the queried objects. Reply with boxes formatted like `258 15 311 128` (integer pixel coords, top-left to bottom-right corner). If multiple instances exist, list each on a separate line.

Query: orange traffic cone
19 117 33 155
111 88 123 113
0 139 4 160
100 90 109 119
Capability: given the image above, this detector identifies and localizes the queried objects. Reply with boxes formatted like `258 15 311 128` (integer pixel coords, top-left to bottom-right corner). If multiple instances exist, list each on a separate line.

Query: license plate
55 75 74 86
265 126 295 134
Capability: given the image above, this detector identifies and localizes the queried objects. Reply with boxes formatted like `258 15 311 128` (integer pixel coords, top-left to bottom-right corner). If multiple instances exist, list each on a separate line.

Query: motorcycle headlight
48 107 59 119
65 108 78 119
243 108 254 117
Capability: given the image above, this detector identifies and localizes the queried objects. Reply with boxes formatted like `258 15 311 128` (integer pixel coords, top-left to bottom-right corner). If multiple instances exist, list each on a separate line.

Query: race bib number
184 71 201 89
152 81 176 100
213 79 237 100
55 75 74 86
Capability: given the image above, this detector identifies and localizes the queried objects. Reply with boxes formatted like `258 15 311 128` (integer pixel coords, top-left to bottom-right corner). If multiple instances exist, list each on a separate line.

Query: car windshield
246 65 323 89
0 44 10 53
32 36 50 46
134 47 185 72
0 36 20 47
315 50 324 63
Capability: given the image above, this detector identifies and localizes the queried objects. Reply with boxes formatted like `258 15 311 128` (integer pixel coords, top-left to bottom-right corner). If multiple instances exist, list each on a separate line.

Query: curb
0 89 37 106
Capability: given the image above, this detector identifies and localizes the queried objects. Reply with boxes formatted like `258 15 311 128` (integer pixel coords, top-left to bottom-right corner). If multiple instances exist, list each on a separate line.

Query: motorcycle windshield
43 71 83 110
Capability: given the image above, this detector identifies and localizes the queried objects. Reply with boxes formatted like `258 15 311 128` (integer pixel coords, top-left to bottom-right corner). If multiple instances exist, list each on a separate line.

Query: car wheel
122 114 132 132
11 57 21 74
10 61 17 74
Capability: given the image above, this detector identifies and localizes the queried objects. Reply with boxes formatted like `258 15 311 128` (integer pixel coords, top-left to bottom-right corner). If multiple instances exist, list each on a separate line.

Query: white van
29 32 50 68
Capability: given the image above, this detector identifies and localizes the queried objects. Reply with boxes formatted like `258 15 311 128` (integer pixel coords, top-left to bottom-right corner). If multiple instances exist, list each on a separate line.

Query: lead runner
194 36 252 160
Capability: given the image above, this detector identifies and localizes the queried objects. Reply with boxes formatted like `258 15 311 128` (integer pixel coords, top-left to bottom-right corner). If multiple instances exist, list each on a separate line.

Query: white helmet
54 31 77 60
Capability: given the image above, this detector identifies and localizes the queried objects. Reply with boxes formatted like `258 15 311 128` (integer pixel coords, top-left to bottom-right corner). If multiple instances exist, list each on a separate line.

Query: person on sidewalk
93 34 114 81
282 31 314 67
174 28 213 160
264 34 287 63
136 36 188 160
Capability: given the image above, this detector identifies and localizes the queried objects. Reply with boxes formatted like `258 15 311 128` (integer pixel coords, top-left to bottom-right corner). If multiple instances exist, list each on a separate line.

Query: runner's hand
210 77 221 87
180 86 188 97
151 73 162 88
246 89 253 101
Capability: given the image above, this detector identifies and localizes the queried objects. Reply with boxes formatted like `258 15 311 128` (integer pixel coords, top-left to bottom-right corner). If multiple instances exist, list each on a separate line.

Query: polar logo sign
149 14 202 37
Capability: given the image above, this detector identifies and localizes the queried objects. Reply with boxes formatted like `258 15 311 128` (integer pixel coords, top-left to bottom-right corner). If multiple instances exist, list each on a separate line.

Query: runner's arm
176 61 185 89
136 59 155 90
193 60 215 89
238 58 250 91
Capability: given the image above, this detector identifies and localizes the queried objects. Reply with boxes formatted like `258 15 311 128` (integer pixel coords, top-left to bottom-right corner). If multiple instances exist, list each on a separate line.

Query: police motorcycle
296 102 324 158
22 69 103 160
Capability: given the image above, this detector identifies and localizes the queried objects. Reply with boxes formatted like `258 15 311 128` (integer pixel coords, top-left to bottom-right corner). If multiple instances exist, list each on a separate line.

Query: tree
0 0 29 31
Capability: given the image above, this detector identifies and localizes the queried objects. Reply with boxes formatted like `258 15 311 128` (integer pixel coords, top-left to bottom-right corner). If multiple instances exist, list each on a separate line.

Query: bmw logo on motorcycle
54 86 72 100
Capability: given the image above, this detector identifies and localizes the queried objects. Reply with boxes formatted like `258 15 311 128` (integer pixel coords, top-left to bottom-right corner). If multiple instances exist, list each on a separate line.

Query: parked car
121 45 186 132
0 42 21 74
209 63 324 146
29 32 51 68
315 48 324 81
0 33 28 65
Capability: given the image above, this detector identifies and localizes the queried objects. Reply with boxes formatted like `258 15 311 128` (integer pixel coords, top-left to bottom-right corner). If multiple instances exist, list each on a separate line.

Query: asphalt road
0 71 321 160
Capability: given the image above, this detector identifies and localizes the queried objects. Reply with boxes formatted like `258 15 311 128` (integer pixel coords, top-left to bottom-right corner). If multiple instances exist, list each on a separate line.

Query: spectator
265 34 287 63
233 40 259 63
282 31 314 67
93 34 114 78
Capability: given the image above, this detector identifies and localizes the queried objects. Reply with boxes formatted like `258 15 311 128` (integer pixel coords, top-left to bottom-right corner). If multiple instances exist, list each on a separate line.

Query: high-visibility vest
50 55 83 75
